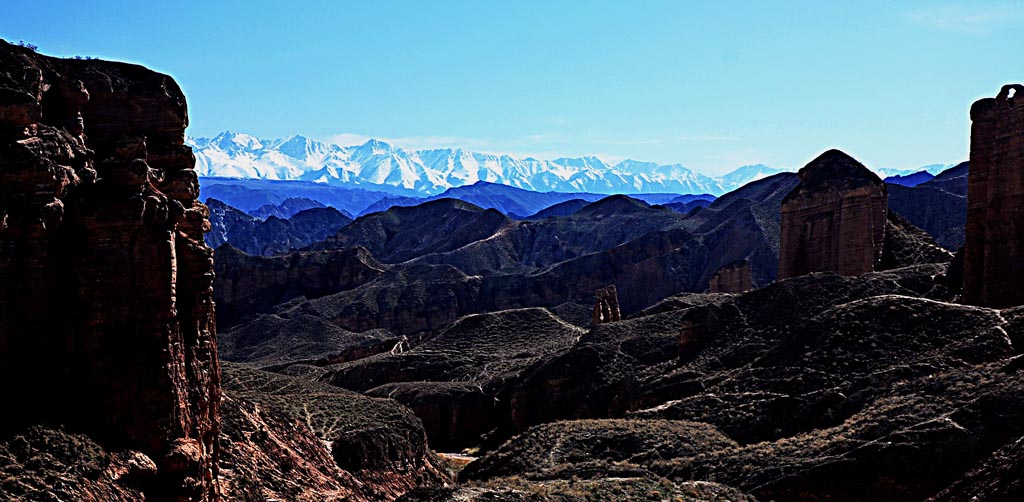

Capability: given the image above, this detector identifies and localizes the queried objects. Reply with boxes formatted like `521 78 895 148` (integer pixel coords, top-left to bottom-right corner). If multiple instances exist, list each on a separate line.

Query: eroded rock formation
591 285 622 325
0 40 220 500
778 149 887 279
964 84 1024 308
707 260 753 293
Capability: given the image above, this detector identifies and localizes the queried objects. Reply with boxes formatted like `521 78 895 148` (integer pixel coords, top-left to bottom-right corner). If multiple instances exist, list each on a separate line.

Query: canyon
2 38 1022 502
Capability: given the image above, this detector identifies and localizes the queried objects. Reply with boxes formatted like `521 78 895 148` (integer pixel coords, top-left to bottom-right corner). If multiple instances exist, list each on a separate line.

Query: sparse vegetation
459 419 736 482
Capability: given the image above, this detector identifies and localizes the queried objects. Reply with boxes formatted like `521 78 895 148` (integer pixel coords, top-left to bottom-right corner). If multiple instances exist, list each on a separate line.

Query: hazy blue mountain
667 193 718 204
356 181 716 218
717 164 785 191
664 199 714 214
875 164 956 179
206 198 353 256
884 170 935 187
199 177 394 216
886 162 969 250
525 199 592 219
248 197 335 220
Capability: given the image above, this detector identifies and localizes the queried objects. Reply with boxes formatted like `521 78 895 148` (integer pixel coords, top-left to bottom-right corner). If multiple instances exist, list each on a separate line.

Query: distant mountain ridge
206 199 353 256
359 181 716 218
199 177 715 219
190 131 784 196
887 162 969 250
884 170 934 187
248 197 330 220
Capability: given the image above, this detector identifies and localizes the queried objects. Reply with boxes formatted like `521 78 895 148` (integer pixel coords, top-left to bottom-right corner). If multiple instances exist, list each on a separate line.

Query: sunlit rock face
778 149 887 280
0 40 220 500
964 84 1024 308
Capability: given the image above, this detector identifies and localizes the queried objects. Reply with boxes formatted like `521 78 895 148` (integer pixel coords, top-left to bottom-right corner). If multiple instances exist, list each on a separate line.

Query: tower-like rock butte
0 40 220 500
778 149 887 279
708 260 753 293
591 285 621 325
964 84 1024 308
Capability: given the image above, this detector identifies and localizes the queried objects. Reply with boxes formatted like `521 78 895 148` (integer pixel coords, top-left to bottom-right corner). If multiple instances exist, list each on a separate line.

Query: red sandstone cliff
0 40 220 500
778 149 887 279
964 84 1024 308
708 260 753 293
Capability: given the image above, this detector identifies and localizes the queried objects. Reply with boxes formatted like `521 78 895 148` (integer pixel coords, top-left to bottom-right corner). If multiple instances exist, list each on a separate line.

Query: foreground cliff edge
0 39 221 499
0 40 449 501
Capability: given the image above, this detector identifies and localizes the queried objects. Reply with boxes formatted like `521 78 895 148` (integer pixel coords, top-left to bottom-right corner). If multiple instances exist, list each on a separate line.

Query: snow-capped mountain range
188 131 950 196
190 132 782 196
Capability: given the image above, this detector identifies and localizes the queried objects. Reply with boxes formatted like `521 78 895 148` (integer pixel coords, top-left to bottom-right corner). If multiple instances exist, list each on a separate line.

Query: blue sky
3 1 1021 174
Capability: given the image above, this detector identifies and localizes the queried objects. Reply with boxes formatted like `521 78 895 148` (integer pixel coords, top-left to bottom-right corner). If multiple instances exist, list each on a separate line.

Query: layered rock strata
778 149 887 279
0 40 220 500
964 84 1024 308
707 260 753 293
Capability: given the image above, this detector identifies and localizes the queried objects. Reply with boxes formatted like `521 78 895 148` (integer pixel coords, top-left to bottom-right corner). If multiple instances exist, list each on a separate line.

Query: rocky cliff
707 260 753 293
964 84 1024 308
213 243 386 329
0 40 219 499
778 149 888 279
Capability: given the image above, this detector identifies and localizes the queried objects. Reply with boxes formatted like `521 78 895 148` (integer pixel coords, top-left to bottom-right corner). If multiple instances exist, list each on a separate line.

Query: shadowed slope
317 198 511 262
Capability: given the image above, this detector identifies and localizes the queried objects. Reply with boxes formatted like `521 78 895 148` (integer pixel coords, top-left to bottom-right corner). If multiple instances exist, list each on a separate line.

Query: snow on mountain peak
719 164 784 185
211 131 263 151
553 156 609 170
358 138 394 155
193 131 913 196
273 135 325 159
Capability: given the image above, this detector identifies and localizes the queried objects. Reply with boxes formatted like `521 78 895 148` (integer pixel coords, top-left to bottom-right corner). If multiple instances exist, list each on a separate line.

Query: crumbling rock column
0 40 220 500
708 260 754 293
778 149 887 280
591 285 621 325
963 84 1024 308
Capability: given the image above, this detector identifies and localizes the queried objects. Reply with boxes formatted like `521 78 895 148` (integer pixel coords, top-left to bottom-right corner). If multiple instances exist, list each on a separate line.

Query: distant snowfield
189 131 952 196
